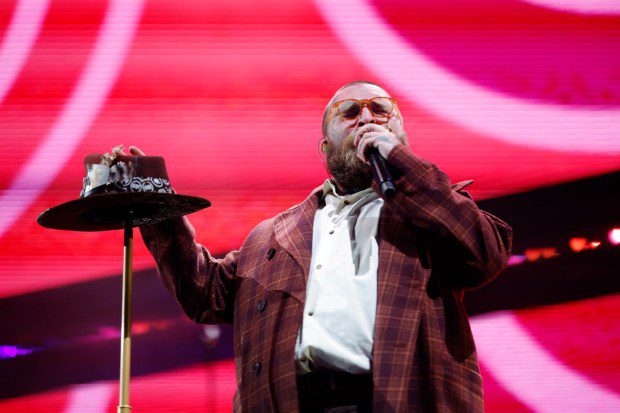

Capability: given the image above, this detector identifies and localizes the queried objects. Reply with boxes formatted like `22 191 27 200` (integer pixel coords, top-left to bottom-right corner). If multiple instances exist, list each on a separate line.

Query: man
132 81 513 412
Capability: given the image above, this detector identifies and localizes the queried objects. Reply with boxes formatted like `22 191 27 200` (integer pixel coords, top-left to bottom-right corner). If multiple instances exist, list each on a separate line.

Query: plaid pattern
140 144 513 412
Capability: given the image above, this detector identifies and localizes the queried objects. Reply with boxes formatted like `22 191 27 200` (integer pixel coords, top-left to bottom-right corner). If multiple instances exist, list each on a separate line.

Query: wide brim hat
37 153 210 232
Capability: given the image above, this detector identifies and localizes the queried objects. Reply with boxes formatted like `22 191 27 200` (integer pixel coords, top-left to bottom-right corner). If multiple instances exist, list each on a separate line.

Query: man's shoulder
240 202 301 246
244 216 276 244
242 185 323 245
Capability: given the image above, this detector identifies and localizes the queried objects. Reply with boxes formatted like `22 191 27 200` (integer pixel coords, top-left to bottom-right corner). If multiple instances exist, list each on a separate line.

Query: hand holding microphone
354 124 402 197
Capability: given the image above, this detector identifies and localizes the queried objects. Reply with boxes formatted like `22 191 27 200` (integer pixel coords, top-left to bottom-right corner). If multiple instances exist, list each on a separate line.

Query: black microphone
368 147 396 198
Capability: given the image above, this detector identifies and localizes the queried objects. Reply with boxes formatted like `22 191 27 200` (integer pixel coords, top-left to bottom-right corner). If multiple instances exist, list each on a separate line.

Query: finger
364 124 389 135
359 134 379 156
356 123 383 137
354 128 366 146
357 134 381 162
356 124 392 145
129 146 145 156
361 132 394 158
355 125 379 146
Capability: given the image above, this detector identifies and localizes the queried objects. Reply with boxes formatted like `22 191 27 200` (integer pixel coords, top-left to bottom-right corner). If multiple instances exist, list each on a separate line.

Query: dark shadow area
464 246 620 315
0 268 233 399
477 170 620 253
465 169 620 314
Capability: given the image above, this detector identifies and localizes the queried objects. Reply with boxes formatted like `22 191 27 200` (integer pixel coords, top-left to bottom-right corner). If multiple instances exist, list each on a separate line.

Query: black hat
37 149 210 232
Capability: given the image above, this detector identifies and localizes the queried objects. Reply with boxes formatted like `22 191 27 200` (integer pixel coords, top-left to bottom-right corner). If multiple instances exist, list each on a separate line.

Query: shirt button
300 355 307 362
256 299 267 313
267 247 276 260
329 230 334 235
316 264 322 270
343 199 350 205
251 362 262 375
308 311 314 316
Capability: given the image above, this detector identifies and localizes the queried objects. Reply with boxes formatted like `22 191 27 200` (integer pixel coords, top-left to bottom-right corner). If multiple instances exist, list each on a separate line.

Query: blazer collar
272 178 473 301
274 185 324 287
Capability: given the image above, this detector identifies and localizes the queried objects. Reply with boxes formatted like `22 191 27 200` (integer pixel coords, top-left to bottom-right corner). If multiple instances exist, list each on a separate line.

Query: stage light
525 248 542 261
508 255 526 265
0 345 36 359
569 237 588 253
569 237 604 252
609 228 620 245
524 247 558 262
541 247 558 258
201 325 222 349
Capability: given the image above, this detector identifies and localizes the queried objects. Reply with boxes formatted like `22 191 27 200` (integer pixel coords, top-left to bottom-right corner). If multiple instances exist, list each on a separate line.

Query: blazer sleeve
139 215 240 324
373 144 513 290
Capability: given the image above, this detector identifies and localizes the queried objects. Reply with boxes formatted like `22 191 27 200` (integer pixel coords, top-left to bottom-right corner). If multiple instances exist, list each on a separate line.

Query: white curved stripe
315 0 620 153
64 382 114 413
522 0 620 15
470 312 620 412
0 0 145 238
0 0 51 103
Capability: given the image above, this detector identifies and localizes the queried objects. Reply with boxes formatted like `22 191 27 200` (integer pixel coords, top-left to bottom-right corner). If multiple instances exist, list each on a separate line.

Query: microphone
368 147 396 198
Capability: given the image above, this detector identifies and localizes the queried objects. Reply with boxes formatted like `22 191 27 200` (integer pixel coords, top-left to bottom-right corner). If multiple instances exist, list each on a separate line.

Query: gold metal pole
118 219 133 413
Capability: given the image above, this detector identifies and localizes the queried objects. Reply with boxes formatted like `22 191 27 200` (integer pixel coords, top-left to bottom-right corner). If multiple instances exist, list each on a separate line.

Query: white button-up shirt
295 179 384 374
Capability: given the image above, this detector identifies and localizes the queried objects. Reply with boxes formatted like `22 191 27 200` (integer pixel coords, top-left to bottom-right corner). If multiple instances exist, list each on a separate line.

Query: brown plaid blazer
140 144 513 412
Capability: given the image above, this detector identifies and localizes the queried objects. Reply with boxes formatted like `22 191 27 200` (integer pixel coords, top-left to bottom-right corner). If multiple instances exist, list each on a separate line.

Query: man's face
323 83 405 193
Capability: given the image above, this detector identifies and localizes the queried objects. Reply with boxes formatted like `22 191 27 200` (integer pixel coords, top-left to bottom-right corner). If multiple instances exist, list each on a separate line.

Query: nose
357 106 376 127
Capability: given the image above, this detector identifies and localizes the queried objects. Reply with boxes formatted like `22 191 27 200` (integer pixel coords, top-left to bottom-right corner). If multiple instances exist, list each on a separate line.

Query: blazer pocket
244 248 306 302
441 353 484 393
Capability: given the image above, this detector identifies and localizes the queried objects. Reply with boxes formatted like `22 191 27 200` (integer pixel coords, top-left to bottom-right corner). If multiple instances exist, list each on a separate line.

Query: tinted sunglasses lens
338 100 361 118
371 98 393 117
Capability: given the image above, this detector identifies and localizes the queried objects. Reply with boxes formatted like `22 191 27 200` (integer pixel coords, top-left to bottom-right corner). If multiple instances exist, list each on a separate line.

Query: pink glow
0 2 618 410
0 0 50 103
522 0 620 15
507 255 526 265
63 382 114 413
0 0 145 239
315 0 620 153
471 311 620 412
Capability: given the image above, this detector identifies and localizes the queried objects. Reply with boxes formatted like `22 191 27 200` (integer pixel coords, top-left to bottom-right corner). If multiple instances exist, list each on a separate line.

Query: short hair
322 80 388 137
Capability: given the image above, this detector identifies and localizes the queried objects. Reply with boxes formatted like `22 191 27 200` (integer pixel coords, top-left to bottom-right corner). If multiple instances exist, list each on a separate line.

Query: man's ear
321 138 328 153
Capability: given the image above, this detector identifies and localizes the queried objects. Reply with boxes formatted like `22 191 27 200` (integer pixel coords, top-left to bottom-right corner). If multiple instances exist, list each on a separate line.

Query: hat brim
37 192 211 232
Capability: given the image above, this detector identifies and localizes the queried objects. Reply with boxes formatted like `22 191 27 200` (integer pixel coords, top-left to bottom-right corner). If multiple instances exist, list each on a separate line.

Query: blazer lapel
273 186 323 291
452 179 474 192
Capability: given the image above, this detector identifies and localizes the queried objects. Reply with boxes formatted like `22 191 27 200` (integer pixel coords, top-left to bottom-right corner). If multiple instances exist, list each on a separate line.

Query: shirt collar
321 179 375 205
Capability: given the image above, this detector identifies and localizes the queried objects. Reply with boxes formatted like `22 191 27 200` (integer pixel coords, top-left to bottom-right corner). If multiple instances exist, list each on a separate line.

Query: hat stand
37 192 211 412
118 213 134 413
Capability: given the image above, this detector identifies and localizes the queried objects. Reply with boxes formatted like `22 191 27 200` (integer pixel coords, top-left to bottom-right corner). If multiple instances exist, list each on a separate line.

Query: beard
325 135 373 194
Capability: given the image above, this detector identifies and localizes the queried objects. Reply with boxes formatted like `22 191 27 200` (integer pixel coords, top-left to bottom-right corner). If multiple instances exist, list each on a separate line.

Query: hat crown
80 154 173 197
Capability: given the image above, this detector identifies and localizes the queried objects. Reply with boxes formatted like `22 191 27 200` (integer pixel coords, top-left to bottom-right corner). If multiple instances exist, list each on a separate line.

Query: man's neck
330 179 369 196
333 180 351 195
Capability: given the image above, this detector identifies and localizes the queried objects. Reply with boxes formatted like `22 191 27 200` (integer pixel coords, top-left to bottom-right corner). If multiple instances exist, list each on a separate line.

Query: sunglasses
326 97 399 126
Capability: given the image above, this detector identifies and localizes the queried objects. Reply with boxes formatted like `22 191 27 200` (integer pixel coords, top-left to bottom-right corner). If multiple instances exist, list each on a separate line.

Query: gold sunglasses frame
325 97 399 126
